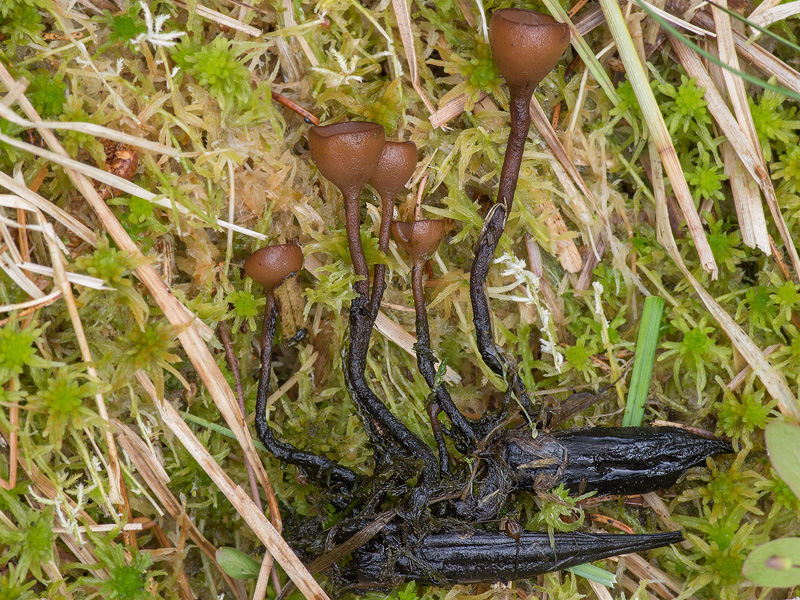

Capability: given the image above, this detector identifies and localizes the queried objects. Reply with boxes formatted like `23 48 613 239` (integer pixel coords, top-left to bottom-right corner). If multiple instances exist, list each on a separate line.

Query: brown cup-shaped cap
308 122 385 200
392 219 445 262
489 9 570 93
369 141 418 201
244 243 304 291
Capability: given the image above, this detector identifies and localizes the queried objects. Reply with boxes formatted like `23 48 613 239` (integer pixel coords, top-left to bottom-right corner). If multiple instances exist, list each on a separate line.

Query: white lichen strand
493 253 563 373
133 1 186 49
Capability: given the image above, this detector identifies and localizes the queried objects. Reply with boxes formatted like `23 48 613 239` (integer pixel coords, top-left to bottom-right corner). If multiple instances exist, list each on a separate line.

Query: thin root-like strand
352 528 683 585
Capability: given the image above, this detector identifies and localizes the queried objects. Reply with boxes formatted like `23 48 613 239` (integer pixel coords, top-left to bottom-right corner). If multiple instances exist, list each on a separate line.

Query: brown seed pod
369 141 418 203
307 122 385 200
392 219 445 263
489 8 570 95
244 243 304 292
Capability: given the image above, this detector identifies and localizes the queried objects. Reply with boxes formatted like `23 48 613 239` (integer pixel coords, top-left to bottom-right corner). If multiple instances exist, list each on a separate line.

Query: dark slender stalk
341 192 437 465
344 194 370 298
368 195 394 321
411 263 476 452
253 292 359 488
468 89 539 424
427 401 450 477
340 204 440 518
496 91 533 212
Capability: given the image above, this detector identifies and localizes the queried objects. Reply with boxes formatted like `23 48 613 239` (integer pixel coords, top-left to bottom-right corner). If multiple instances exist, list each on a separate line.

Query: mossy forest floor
1 0 800 598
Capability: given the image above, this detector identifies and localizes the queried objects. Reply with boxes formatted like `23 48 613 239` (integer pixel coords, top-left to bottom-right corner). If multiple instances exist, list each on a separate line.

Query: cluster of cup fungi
239 8 732 589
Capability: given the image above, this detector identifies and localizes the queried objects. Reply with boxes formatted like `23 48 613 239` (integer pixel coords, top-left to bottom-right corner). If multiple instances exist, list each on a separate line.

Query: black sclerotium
245 10 733 588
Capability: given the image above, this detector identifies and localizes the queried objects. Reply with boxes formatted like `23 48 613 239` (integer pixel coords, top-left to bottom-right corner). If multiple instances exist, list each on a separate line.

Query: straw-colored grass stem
599 0 718 276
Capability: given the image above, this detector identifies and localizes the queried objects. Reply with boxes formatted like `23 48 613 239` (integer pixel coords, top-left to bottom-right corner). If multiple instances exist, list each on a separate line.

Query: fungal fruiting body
246 244 359 486
470 8 571 418
244 117 734 590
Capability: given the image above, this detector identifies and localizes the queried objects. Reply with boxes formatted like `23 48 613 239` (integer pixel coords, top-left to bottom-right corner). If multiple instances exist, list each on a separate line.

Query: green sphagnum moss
1 0 800 597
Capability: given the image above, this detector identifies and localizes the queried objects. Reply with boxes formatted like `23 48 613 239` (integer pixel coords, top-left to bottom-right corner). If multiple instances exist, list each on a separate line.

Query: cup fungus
369 141 418 309
466 8 569 421
245 244 358 485
308 122 386 298
309 124 437 498
371 142 418 252
489 8 569 213
391 219 445 265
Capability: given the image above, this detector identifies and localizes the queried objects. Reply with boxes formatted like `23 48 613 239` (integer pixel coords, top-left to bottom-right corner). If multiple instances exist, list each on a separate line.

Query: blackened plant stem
368 194 394 322
412 263 452 475
344 195 370 299
342 192 440 517
497 92 533 214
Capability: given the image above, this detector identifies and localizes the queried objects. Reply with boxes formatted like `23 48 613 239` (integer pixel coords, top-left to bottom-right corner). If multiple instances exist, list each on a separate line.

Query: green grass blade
567 563 617 586
623 295 665 427
638 2 800 101
183 411 269 452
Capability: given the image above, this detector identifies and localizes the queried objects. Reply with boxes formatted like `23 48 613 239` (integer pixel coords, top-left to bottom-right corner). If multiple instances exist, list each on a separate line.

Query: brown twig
217 321 267 515
586 512 636 534
270 91 319 125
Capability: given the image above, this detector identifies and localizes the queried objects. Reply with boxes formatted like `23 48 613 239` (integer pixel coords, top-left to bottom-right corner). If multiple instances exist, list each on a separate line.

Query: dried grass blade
392 0 436 113
0 289 61 312
0 102 180 157
712 0 768 171
748 0 784 22
587 580 615 600
0 131 267 241
0 252 44 298
726 344 781 391
624 552 685 599
709 11 800 276
670 2 800 96
723 143 768 251
0 62 279 539
632 0 715 36
41 217 126 507
540 0 622 106
670 37 770 252
0 171 96 245
115 421 248 600
599 0 718 276
136 372 330 600
529 97 606 224
749 0 800 28
429 93 485 128
172 0 262 36
16 262 111 289
253 553 272 600
704 0 800 53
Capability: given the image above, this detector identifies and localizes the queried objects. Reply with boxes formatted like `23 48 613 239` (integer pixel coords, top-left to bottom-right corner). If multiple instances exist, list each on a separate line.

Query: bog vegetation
0 0 799 598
